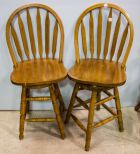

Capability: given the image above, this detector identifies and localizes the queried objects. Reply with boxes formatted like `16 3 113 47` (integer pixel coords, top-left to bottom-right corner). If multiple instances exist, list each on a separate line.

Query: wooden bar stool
65 3 134 151
6 4 67 140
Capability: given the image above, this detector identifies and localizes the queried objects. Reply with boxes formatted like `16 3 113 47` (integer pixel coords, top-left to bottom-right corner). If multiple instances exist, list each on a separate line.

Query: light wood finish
45 12 50 58
81 20 87 58
74 3 134 66
74 98 90 108
89 12 94 58
19 86 27 139
18 14 30 60
102 104 117 115
94 115 118 128
96 92 101 110
97 8 102 59
66 3 133 151
6 4 67 140
36 8 43 58
85 91 96 151
117 24 129 62
68 59 126 87
76 96 89 110
53 83 66 114
114 87 124 131
26 118 56 122
11 25 23 61
11 59 67 86
49 85 65 139
52 21 58 59
26 96 50 101
110 13 121 61
71 113 86 132
27 9 36 58
6 3 65 65
104 8 112 60
95 96 115 106
65 83 79 124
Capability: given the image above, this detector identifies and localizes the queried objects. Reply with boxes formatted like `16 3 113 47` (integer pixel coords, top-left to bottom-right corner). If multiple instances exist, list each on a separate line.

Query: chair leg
49 85 65 139
53 83 66 114
26 88 30 113
96 91 101 111
19 86 27 140
114 87 124 132
85 90 97 151
65 83 79 124
135 102 140 111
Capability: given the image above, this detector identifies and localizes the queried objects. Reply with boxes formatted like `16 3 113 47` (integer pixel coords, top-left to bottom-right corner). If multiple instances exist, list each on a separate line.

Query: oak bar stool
65 3 134 151
6 4 67 140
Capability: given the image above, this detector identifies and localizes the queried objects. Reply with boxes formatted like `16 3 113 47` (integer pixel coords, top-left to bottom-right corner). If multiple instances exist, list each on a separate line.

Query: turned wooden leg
85 90 97 151
26 88 30 113
65 83 79 124
96 91 101 111
135 102 140 111
53 83 66 114
19 86 27 140
49 85 65 139
114 87 124 132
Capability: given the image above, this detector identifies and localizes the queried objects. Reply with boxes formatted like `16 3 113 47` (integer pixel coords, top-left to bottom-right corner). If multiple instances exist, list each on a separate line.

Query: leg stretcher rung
26 96 50 101
26 118 56 122
74 98 90 108
94 115 118 128
95 96 115 106
71 114 86 132
103 90 113 97
74 96 89 110
102 104 117 116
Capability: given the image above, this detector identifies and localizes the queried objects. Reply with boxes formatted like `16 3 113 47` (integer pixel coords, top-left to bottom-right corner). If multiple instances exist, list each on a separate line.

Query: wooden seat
68 59 126 86
11 59 67 85
6 4 67 140
65 3 134 151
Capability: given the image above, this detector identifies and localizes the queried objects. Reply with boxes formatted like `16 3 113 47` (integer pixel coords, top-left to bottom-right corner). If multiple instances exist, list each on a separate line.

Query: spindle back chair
65 3 134 151
6 3 64 65
6 4 67 140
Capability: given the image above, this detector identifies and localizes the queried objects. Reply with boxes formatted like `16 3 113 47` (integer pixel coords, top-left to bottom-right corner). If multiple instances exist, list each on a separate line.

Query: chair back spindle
97 8 102 59
89 12 94 58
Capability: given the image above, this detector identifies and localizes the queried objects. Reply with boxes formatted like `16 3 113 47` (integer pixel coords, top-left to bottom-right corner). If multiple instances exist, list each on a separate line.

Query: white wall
0 0 140 110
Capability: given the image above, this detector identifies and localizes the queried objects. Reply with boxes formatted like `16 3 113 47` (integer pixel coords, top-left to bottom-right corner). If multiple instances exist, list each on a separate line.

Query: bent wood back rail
6 3 67 140
65 3 134 151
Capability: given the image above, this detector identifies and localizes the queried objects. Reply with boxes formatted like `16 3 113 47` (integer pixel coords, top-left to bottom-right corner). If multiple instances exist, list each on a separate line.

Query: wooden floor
0 107 140 154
